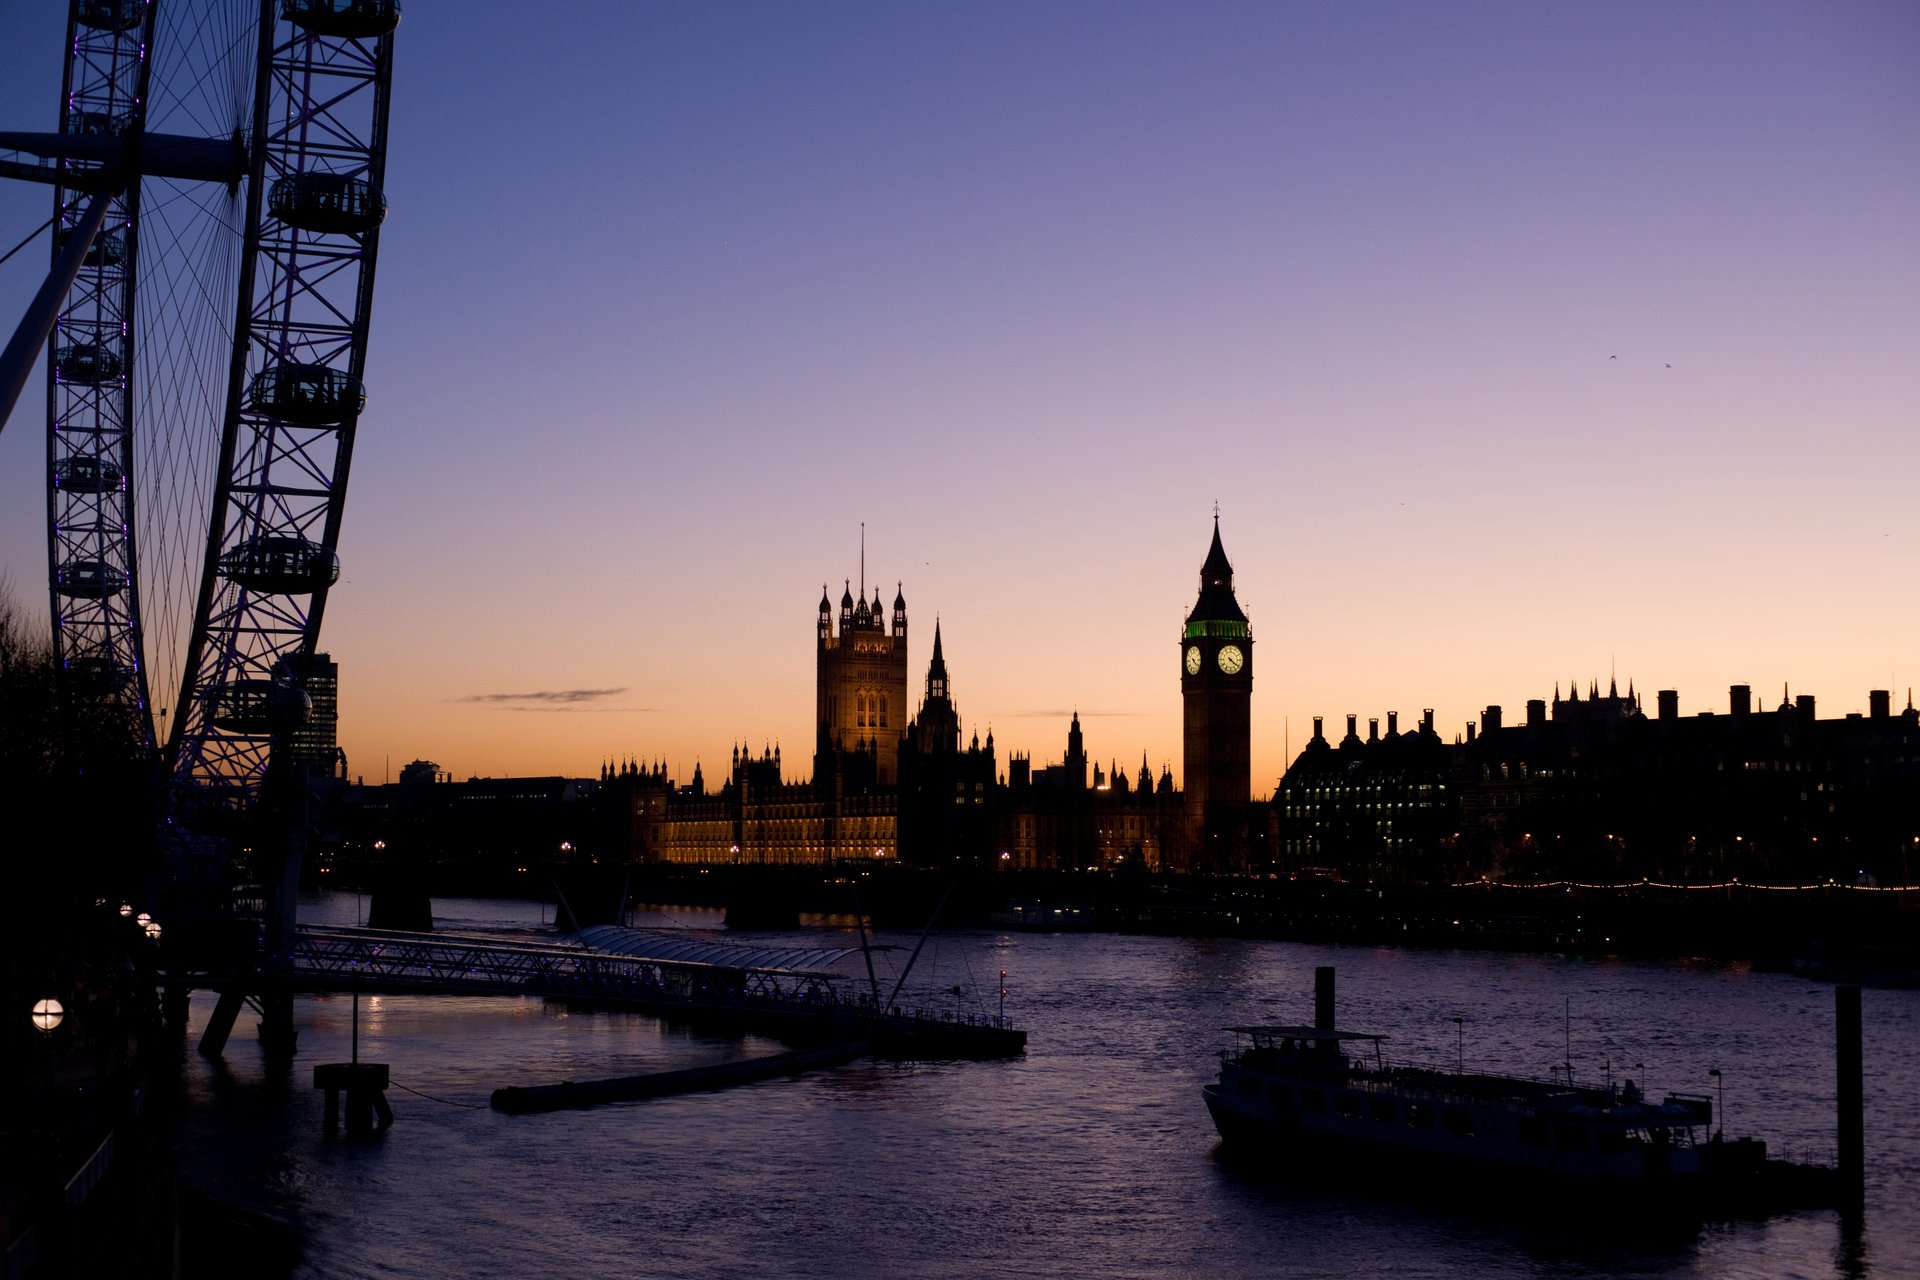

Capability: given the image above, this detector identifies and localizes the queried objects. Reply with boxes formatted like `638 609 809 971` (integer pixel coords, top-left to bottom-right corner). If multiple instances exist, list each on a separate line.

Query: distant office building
286 651 344 778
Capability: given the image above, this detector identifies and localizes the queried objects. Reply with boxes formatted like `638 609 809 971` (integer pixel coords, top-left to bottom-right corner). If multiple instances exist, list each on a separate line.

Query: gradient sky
2 2 1916 793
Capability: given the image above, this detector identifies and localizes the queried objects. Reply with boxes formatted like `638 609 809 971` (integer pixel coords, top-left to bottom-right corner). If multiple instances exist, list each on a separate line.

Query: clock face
1185 645 1202 675
1217 644 1245 675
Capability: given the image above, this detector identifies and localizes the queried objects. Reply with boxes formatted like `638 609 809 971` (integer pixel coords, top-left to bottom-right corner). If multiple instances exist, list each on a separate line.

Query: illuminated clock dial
1217 644 1245 674
1185 645 1202 674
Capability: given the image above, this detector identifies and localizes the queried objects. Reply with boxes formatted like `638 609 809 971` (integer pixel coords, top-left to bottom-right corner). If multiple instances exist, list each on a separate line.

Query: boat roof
1227 1025 1388 1042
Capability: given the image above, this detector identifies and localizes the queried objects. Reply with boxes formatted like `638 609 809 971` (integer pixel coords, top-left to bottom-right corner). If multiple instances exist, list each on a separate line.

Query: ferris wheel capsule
66 655 134 693
74 0 146 32
220 535 342 594
57 559 127 599
65 109 131 137
281 0 401 38
247 363 367 425
53 343 124 384
54 456 127 493
204 679 312 734
269 172 388 234
56 226 127 268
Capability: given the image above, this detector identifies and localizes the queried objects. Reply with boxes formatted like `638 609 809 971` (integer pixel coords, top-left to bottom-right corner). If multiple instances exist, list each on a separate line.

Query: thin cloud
458 688 628 707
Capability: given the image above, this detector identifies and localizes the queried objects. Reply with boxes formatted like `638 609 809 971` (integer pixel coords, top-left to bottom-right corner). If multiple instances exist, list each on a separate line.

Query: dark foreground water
174 894 1920 1280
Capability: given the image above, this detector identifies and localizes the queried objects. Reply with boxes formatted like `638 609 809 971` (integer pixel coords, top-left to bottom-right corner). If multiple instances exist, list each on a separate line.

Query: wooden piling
314 1062 394 1134
1836 984 1863 1201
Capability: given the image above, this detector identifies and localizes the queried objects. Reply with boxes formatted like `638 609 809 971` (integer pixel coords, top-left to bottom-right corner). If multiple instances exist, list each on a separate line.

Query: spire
925 619 949 703
1201 512 1232 581
1188 514 1247 625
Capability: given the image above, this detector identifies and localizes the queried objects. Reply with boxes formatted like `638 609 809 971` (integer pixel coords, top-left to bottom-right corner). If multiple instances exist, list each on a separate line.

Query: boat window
1596 1129 1632 1154
1370 1099 1396 1124
1300 1088 1325 1114
1405 1103 1434 1129
1519 1117 1549 1147
1444 1107 1474 1137
1334 1093 1364 1120
1268 1083 1289 1104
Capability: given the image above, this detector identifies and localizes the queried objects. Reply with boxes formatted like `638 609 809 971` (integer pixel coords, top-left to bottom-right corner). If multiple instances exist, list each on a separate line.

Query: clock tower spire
1180 514 1252 871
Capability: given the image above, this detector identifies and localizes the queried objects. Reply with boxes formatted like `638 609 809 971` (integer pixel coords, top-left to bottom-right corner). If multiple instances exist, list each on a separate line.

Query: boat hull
1203 1081 1711 1217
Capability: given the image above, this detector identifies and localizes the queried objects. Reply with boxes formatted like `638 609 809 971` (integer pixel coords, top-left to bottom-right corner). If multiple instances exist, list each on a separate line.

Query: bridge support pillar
258 988 298 1057
199 988 247 1058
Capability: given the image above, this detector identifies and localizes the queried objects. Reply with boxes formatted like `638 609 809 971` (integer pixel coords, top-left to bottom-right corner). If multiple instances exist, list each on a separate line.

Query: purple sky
2 2 1916 790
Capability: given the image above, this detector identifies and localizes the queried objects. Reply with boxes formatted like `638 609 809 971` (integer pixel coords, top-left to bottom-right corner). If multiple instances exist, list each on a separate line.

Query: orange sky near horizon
1 3 1915 793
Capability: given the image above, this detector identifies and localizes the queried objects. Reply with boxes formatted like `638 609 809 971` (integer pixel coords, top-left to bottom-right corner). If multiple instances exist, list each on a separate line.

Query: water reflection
172 894 1919 1280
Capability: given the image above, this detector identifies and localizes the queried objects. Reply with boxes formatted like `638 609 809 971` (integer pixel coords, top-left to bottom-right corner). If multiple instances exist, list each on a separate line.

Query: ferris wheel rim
35 0 397 815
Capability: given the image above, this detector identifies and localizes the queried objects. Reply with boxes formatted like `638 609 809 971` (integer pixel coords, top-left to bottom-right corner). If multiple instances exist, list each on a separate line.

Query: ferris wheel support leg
0 188 113 438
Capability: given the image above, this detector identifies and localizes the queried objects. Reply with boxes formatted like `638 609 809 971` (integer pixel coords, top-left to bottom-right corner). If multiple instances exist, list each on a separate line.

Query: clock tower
1180 516 1251 870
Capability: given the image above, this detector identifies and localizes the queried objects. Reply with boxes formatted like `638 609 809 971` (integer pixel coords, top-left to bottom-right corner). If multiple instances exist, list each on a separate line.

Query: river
171 893 1920 1279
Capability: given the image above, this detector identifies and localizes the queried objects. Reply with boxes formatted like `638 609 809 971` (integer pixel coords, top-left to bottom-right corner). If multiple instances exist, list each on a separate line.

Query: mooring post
1314 966 1335 1030
1836 984 1863 1201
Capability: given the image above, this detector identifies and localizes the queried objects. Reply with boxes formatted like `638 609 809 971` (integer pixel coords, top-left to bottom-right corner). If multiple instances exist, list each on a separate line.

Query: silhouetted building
897 622 998 867
1280 679 1920 884
600 576 1179 869
1277 710 1453 882
1181 517 1253 870
996 714 1183 871
816 573 909 788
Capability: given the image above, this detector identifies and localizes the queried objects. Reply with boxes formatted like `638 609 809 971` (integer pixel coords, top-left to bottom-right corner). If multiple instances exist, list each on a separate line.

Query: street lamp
31 998 64 1035
144 921 162 940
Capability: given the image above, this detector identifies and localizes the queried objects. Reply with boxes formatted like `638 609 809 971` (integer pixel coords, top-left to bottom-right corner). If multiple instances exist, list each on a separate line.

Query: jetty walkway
263 925 1024 1059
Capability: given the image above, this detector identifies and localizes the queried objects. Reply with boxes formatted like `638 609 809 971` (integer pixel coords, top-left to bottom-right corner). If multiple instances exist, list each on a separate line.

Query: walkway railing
277 926 843 1009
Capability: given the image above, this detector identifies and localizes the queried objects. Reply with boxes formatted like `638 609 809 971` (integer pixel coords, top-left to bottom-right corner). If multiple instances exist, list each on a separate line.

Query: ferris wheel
0 0 398 816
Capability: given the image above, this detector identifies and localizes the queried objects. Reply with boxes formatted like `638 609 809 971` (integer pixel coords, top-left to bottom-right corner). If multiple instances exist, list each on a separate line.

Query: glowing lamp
31 998 65 1034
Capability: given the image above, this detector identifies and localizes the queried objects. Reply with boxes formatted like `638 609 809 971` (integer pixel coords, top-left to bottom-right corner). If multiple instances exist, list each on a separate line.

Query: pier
260 925 1025 1058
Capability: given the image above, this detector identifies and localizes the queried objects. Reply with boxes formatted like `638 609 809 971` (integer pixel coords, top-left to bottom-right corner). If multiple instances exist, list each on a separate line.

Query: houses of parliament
347 516 1920 885
596 521 1254 872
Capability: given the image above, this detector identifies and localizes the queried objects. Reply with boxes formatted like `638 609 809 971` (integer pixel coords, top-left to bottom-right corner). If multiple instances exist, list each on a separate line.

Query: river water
172 893 1920 1279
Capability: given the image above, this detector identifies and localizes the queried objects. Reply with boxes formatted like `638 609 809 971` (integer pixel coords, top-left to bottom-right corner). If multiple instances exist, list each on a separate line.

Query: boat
1201 969 1839 1214
1204 1024 1716 1200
